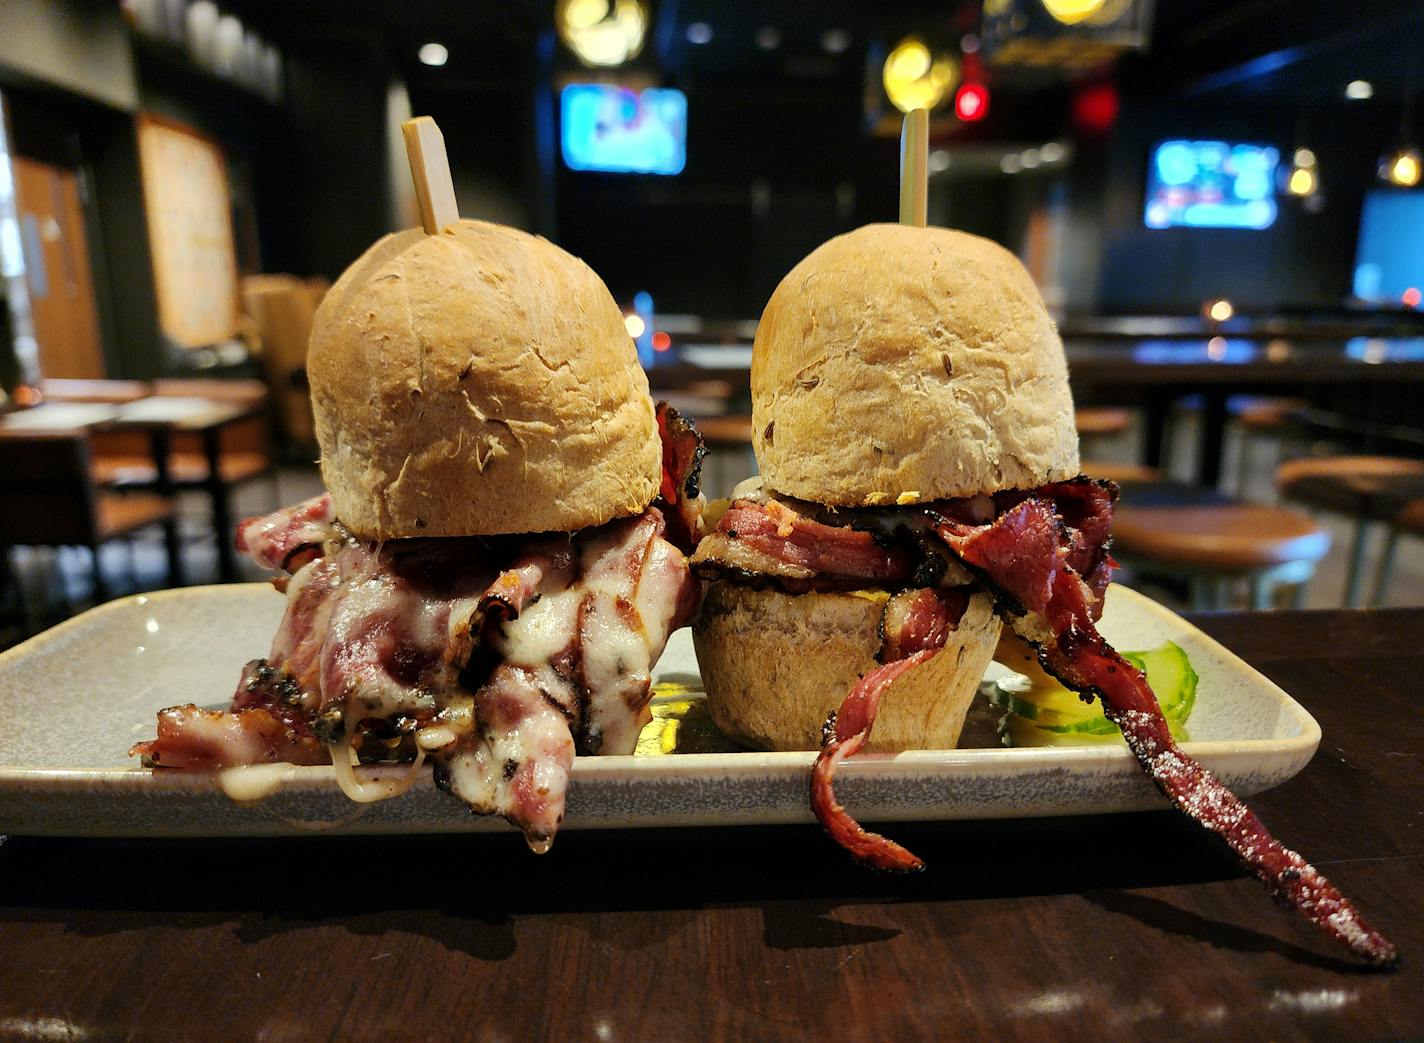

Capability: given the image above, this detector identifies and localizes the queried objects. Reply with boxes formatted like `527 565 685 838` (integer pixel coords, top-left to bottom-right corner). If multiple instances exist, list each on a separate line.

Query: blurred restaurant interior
1 0 1422 646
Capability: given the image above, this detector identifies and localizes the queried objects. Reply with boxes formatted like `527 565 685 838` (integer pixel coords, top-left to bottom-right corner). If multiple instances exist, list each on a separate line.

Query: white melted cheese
330 738 426 803
201 507 691 850
218 763 292 802
499 586 581 669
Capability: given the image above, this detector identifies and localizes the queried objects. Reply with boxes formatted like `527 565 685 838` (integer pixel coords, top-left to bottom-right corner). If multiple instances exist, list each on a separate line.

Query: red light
651 331 672 352
955 83 989 122
1404 287 1422 308
1072 81 1119 136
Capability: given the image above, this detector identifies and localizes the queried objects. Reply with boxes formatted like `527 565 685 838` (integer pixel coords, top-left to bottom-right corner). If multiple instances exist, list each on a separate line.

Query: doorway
11 156 105 379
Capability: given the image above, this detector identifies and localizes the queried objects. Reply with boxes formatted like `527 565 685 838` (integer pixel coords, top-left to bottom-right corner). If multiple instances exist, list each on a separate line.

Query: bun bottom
692 584 1001 752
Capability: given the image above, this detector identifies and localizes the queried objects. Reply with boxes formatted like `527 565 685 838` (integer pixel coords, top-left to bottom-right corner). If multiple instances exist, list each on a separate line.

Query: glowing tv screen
1352 190 1424 305
1144 140 1279 230
561 84 687 175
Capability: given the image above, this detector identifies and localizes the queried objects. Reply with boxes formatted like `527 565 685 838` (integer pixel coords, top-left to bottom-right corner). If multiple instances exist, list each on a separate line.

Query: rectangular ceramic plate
0 584 1319 838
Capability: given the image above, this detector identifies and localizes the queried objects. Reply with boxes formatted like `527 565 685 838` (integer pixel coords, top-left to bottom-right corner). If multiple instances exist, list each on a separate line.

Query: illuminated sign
561 84 686 175
1144 140 1279 230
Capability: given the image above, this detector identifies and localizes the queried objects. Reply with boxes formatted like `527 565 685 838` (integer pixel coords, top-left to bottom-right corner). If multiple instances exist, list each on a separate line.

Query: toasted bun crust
307 220 661 539
692 585 1000 752
752 224 1078 504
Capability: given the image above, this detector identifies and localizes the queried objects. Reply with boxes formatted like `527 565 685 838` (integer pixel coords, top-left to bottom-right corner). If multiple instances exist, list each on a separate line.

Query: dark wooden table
1067 337 1424 487
1 608 1420 1041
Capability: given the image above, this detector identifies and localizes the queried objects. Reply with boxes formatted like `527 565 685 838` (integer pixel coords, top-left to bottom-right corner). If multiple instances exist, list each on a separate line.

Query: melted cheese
146 505 692 852
501 587 580 664
330 738 426 803
218 763 291 802
847 588 892 604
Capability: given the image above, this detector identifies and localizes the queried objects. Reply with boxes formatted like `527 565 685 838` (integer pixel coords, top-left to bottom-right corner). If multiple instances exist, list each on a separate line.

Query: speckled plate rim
0 584 1322 836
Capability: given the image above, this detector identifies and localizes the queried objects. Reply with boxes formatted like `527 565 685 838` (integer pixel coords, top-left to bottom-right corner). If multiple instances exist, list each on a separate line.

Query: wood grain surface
1 608 1420 1041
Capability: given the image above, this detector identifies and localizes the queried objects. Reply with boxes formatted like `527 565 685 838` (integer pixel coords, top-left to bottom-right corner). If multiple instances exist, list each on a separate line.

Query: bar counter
0 608 1419 1040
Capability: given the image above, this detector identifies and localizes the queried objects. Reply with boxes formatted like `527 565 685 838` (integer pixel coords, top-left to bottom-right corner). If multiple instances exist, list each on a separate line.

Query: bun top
307 219 661 539
751 223 1078 505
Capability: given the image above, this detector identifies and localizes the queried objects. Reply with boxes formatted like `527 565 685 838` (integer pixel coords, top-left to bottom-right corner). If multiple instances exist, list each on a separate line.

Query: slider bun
692 585 1000 752
307 219 660 539
752 223 1078 504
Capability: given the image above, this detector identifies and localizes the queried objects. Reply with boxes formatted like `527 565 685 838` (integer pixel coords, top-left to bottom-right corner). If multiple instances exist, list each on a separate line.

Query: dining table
0 605 1418 1040
0 393 267 584
1066 336 1424 487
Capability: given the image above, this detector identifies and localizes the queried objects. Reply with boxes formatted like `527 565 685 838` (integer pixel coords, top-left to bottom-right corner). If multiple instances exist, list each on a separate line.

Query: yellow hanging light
1286 148 1318 197
1382 146 1422 188
883 37 960 114
556 0 648 68
1039 0 1108 25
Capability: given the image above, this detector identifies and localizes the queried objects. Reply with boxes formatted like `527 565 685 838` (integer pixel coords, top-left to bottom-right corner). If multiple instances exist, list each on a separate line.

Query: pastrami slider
133 218 703 852
690 222 1397 967
691 222 1086 753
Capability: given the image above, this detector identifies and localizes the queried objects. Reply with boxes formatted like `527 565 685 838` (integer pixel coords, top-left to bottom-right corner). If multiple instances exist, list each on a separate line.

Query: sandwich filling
692 478 1396 967
132 405 703 852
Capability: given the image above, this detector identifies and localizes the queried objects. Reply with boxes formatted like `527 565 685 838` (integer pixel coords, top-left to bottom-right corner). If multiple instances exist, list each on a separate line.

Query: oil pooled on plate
635 681 742 755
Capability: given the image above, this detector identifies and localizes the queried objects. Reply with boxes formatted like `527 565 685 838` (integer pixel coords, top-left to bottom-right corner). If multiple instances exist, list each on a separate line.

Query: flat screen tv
1143 140 1279 230
560 84 687 175
1352 189 1424 304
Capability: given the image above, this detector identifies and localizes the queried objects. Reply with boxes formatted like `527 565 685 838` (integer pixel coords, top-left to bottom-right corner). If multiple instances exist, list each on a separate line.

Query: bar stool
1080 461 1162 484
1112 488 1330 610
1231 396 1306 498
1372 499 1424 605
1074 407 1131 440
1277 455 1424 607
1076 408 1144 487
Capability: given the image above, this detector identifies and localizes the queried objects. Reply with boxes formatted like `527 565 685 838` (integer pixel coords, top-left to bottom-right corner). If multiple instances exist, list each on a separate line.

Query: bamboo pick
899 107 929 228
401 116 460 234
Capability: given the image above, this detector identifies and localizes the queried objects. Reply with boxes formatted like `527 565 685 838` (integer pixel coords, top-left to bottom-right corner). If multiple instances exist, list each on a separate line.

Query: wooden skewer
401 116 460 235
899 107 929 228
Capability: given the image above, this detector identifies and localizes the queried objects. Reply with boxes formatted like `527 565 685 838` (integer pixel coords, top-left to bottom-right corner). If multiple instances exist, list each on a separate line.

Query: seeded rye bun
697 224 1084 751
307 219 661 539
752 223 1078 506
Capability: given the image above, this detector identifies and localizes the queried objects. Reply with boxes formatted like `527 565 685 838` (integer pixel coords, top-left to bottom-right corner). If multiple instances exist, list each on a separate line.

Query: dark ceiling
224 0 1424 119
1145 0 1424 103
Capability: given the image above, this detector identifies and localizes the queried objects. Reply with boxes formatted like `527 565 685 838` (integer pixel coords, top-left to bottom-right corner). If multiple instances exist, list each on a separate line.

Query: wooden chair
243 274 328 452
1278 455 1424 606
89 378 274 489
1112 484 1330 610
0 430 181 613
